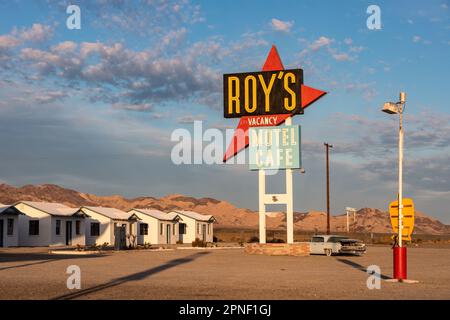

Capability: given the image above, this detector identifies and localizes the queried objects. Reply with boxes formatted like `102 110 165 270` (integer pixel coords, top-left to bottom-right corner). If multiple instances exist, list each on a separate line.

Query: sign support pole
346 210 349 233
285 117 294 244
258 169 266 244
257 117 295 244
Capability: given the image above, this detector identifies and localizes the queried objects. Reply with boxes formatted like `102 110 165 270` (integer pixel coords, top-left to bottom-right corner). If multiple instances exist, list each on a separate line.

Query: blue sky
0 0 449 222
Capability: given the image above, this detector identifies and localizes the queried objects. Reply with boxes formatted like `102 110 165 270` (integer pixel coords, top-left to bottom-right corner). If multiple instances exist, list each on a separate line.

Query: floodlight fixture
382 102 400 114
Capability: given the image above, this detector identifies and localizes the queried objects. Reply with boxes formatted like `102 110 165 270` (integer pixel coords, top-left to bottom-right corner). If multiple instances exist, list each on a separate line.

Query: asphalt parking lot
0 245 449 299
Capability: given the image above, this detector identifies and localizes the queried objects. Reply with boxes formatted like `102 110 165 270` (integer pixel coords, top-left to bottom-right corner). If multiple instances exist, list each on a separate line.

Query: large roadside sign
222 45 326 162
389 198 415 241
223 69 304 118
221 45 327 245
249 125 301 170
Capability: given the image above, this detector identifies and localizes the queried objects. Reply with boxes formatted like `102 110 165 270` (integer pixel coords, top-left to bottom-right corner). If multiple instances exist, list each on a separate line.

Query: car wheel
325 248 332 256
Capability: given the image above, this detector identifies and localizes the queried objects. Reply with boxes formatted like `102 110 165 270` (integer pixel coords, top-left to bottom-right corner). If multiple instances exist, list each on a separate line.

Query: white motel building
0 204 22 247
77 206 141 247
128 208 182 245
0 201 215 248
15 201 88 247
171 210 216 243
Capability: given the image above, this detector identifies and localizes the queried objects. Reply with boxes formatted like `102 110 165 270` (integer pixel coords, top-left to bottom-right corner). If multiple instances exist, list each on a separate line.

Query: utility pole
324 143 333 235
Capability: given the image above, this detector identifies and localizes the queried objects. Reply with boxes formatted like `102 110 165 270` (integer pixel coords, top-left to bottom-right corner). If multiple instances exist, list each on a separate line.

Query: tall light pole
324 143 333 235
382 91 407 280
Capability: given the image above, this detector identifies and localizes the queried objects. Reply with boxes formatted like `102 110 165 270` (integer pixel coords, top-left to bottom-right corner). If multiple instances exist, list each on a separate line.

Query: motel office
0 201 215 247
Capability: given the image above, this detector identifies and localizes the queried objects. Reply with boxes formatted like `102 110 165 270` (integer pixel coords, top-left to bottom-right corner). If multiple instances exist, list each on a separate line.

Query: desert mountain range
0 183 448 235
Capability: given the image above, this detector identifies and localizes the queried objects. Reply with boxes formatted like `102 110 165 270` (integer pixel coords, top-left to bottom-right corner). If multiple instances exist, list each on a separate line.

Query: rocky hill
0 183 448 235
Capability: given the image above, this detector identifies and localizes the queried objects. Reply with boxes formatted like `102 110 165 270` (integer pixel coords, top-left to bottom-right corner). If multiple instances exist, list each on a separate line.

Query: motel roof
0 204 24 215
16 201 83 217
173 210 216 222
130 208 181 221
80 206 139 221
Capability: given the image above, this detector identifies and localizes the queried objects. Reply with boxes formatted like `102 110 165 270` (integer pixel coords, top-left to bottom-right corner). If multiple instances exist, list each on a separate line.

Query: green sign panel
249 125 301 170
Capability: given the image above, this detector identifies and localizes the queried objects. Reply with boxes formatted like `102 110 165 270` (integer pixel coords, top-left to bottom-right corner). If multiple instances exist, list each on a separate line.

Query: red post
393 246 407 280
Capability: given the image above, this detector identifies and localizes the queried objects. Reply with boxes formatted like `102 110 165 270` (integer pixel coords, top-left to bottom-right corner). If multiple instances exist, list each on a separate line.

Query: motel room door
0 219 3 247
202 224 206 242
178 223 186 243
66 221 72 245
166 224 171 244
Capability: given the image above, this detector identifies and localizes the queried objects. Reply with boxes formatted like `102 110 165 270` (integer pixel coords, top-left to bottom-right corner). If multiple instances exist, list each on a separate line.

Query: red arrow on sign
223 45 327 162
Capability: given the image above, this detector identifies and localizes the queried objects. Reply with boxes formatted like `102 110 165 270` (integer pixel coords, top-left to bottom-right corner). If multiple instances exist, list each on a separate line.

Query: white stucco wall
174 213 214 244
15 203 85 247
81 208 138 247
0 215 19 247
129 210 179 245
50 217 85 246
16 203 52 247
81 208 114 246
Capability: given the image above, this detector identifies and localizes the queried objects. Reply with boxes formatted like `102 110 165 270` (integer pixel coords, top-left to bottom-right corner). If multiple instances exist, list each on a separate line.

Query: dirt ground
0 245 449 300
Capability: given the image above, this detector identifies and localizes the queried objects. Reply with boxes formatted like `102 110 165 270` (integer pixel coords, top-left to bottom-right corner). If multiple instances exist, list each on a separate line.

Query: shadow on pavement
336 258 391 280
0 252 105 271
52 251 210 300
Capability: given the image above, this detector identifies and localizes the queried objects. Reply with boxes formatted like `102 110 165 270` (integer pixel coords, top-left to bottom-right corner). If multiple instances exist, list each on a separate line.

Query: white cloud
412 35 432 45
162 28 187 47
18 38 221 108
332 53 351 61
51 41 77 53
344 38 353 45
34 90 67 104
270 18 294 33
309 36 333 50
18 24 53 43
343 82 377 100
349 46 365 53
300 36 361 62
112 103 154 112
177 114 207 123
0 35 20 49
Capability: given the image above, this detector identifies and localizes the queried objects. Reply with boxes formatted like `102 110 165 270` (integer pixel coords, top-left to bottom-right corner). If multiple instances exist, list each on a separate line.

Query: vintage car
310 235 367 256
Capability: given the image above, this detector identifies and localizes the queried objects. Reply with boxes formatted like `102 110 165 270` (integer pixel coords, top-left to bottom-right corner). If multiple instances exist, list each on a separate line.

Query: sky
0 0 449 223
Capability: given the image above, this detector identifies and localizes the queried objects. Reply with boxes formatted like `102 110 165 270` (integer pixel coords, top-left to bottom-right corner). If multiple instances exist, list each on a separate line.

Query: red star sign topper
223 45 327 162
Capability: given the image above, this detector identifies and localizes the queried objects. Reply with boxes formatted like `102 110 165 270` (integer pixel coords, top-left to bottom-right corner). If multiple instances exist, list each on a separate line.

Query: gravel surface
0 246 449 300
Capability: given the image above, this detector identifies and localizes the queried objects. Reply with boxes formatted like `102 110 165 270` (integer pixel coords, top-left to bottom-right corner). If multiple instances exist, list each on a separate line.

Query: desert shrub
142 242 151 249
86 243 102 251
176 240 183 245
213 236 219 243
192 238 207 247
247 236 259 243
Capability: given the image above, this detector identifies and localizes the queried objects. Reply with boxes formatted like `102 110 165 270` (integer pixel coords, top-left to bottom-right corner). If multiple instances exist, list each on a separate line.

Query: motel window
197 223 200 234
29 220 39 236
140 223 148 236
160 223 163 235
90 222 100 236
179 223 186 235
75 221 81 235
7 218 14 236
55 220 61 235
